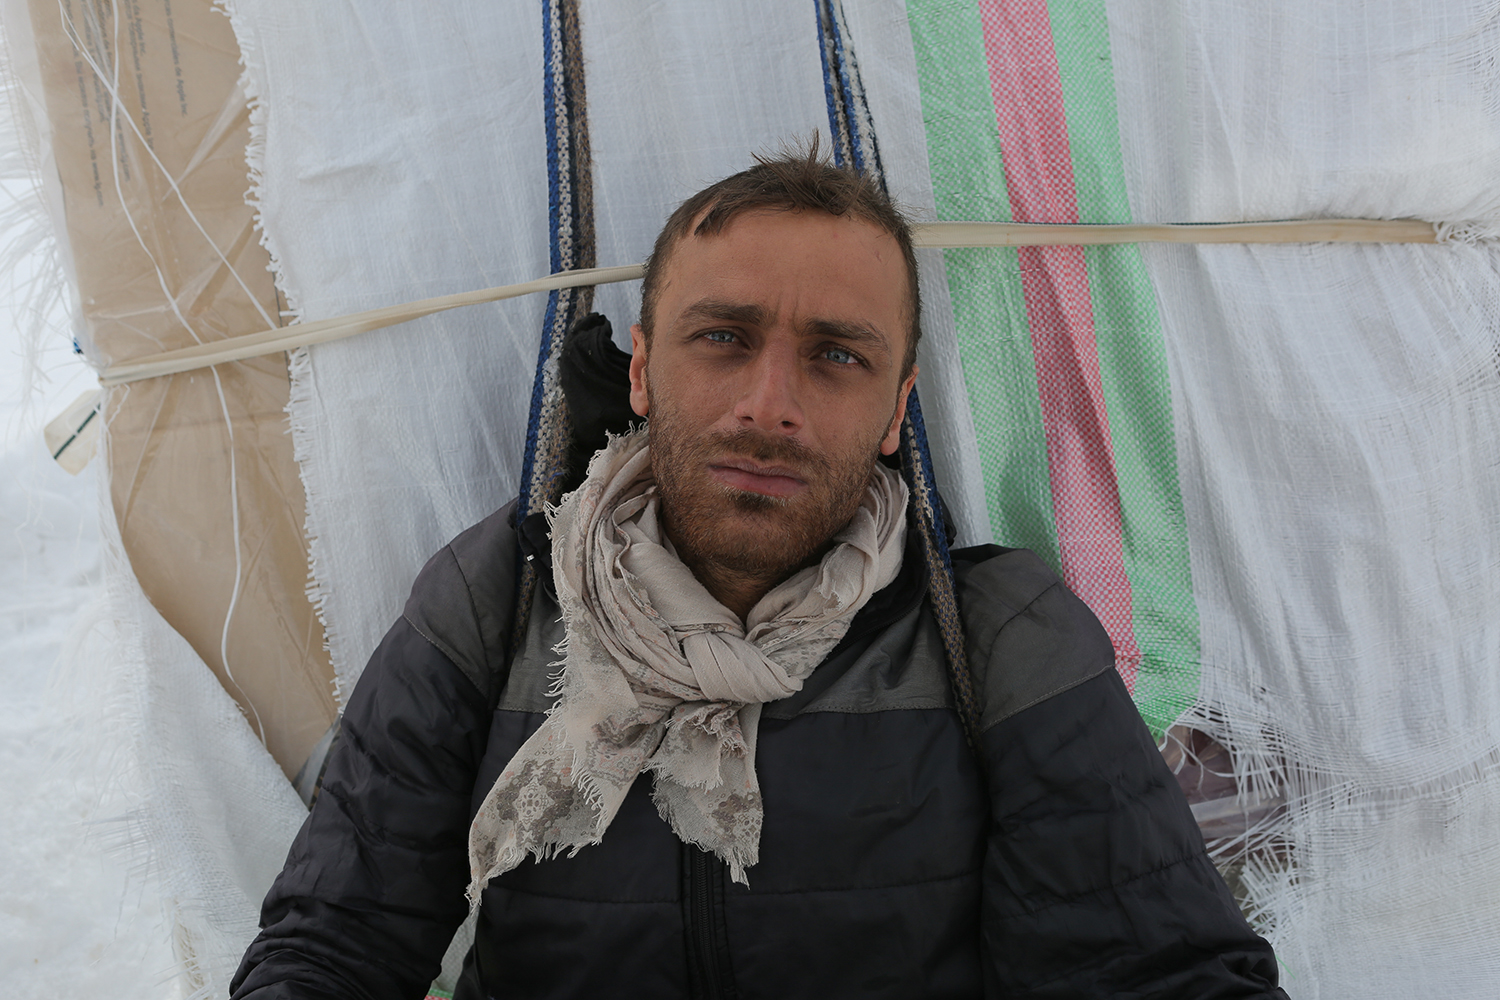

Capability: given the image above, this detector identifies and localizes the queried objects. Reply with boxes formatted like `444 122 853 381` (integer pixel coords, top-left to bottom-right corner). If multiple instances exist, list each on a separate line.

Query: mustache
696 427 831 474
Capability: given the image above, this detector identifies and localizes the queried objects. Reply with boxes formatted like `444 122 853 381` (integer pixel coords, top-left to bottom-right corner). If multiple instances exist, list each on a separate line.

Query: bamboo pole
97 219 1441 387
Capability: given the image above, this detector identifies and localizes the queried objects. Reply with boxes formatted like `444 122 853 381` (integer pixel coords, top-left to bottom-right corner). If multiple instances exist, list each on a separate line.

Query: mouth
708 457 809 499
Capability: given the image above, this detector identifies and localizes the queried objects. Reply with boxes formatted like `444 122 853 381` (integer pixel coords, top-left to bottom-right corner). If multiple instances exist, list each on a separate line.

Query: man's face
628 208 916 583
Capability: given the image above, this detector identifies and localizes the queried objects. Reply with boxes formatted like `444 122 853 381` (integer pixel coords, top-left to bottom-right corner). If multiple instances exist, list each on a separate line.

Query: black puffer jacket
231 501 1287 1000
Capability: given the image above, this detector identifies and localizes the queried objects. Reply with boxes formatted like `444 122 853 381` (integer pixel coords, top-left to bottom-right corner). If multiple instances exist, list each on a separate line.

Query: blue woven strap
513 0 595 657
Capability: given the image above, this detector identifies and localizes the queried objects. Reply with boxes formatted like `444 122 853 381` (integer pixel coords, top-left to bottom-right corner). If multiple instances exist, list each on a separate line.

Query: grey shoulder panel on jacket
402 499 519 702
958 547 1116 733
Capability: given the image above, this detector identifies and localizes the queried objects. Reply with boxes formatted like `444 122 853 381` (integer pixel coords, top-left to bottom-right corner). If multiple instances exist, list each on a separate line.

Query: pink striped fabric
977 0 1142 689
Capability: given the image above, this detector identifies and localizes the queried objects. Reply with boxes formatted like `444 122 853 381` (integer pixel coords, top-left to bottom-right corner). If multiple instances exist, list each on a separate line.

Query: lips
708 457 809 498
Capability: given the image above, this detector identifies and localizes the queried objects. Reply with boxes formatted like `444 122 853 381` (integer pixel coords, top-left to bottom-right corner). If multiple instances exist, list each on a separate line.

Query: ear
629 323 650 417
879 366 918 456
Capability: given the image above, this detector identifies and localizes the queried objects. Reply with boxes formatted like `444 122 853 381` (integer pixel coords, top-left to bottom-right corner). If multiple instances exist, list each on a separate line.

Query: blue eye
704 329 737 344
824 346 858 365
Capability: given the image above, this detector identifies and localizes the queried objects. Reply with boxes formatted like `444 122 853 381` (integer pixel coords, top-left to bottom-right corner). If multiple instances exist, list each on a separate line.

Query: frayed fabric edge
464 711 615 911
218 0 349 706
1171 678 1500 958
1434 218 1500 244
647 778 756 887
216 0 302 325
217 0 351 707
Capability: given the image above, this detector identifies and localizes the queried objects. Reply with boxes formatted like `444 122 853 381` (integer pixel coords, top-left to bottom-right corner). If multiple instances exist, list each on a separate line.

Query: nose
733 342 804 435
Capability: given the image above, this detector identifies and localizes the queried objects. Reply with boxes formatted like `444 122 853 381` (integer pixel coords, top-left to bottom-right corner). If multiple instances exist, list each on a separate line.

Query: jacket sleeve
961 549 1288 998
230 534 509 1000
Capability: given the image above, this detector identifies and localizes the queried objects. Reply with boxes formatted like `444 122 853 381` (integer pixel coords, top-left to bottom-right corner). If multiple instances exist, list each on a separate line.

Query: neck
674 551 785 622
658 505 833 622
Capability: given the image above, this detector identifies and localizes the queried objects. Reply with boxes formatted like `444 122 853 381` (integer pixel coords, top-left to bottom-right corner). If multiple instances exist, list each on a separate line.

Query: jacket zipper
683 843 735 999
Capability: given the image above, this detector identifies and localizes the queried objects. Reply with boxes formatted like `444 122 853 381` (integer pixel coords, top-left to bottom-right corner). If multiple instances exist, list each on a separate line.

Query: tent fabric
848 0 1500 991
121 0 1500 994
7 0 336 780
2 3 335 995
893 0 1194 729
98 505 308 998
1116 3 1500 987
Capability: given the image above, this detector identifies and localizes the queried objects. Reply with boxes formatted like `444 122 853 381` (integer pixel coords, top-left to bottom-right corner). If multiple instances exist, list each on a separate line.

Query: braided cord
513 0 595 656
899 393 983 743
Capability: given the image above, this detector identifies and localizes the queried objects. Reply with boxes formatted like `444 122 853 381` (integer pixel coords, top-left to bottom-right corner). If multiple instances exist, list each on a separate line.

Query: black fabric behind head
559 313 643 491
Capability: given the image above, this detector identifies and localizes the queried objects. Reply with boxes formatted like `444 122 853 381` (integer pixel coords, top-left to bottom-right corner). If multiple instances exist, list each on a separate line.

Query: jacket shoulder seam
446 542 490 671
971 578 1057 664
979 662 1113 734
402 542 491 699
397 610 486 702
973 580 1114 732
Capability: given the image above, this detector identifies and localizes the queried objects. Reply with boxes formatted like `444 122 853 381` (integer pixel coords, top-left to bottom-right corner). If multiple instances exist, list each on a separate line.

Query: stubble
647 404 883 586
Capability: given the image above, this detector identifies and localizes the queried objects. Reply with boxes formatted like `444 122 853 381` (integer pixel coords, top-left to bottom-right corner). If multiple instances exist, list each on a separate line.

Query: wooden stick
99 265 645 387
912 218 1438 247
96 219 1441 387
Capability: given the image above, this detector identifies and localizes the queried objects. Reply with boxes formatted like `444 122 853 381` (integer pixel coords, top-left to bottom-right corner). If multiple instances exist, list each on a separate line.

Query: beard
646 401 887 585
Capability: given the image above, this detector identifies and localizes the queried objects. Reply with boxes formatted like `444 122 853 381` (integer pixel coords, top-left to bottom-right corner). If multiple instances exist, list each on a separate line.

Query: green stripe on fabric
1048 0 1200 732
1086 245 1200 732
906 0 1061 572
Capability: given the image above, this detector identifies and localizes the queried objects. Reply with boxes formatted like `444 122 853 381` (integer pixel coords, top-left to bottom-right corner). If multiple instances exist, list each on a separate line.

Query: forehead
654 209 909 331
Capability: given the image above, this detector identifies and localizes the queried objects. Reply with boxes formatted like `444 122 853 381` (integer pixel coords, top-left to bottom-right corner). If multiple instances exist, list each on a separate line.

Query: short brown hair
639 139 922 376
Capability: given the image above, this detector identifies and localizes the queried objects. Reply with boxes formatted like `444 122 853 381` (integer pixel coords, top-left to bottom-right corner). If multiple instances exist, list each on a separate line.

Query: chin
711 495 840 575
723 486 793 512
657 457 865 583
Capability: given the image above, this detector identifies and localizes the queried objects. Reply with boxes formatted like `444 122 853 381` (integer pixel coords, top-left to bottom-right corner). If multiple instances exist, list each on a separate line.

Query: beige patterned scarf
466 429 907 906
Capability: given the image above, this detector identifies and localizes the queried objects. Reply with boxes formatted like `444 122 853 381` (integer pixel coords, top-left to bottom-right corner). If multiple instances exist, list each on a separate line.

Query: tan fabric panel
26 0 334 779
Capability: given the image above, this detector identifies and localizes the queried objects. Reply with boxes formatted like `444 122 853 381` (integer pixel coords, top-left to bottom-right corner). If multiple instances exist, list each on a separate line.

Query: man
232 150 1288 999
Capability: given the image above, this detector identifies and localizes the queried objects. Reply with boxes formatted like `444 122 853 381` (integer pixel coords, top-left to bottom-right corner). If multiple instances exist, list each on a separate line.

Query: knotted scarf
466 429 907 906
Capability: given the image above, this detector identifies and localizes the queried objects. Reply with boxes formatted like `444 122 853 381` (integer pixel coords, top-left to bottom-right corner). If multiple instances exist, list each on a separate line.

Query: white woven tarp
1104 4 1500 987
118 0 1500 995
97 502 307 996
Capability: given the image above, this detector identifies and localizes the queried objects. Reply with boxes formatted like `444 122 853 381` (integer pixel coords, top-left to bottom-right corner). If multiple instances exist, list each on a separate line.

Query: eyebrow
804 318 891 358
678 300 772 328
679 299 893 359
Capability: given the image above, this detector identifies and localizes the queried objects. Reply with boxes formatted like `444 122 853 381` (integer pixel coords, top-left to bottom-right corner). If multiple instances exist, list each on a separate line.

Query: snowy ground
1 313 178 994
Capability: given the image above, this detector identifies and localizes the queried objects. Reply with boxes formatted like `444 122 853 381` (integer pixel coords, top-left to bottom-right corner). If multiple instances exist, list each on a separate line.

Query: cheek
647 374 721 441
812 393 897 449
668 377 737 427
